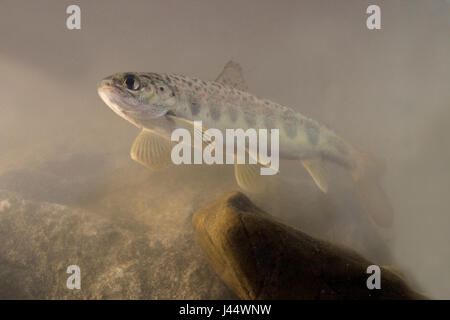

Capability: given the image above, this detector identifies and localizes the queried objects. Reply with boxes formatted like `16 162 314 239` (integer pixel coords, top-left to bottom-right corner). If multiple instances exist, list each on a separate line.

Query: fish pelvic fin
234 163 266 193
233 151 278 193
351 151 394 228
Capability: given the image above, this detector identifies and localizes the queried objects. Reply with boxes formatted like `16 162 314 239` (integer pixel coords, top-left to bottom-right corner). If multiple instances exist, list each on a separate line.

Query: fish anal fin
130 129 174 170
301 159 329 193
215 60 249 92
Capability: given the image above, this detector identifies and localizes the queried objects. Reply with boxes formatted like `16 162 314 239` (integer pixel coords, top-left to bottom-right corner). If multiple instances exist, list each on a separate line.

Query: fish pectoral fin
130 129 174 170
215 60 249 92
300 159 329 193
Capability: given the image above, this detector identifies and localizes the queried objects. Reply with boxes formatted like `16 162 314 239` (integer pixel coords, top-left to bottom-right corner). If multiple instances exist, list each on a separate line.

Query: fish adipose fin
300 159 329 193
215 60 249 91
351 151 394 228
130 129 174 169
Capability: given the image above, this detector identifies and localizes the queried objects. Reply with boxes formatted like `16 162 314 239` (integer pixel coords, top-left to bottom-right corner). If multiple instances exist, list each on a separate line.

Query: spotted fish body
161 72 356 169
98 61 394 228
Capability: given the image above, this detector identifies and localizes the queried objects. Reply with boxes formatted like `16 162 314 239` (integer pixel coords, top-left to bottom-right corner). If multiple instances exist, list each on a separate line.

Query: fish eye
124 74 140 91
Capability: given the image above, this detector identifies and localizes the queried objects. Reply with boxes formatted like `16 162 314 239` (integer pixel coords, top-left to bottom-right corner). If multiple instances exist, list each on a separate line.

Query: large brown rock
192 192 426 300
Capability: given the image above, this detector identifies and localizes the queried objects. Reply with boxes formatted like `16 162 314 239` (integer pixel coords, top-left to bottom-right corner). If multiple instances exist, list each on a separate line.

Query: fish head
98 72 177 128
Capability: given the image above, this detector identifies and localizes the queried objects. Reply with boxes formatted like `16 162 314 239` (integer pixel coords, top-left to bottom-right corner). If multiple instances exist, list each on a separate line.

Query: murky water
0 0 449 299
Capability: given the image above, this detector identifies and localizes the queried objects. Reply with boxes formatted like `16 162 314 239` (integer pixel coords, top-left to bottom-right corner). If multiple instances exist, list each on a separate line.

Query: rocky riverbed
0 144 399 299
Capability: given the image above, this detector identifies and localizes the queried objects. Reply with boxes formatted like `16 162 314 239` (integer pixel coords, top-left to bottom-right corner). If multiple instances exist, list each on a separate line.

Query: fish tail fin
351 150 394 227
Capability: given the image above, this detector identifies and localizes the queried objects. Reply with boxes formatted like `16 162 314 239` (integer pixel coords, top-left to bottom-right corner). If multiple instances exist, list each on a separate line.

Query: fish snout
97 76 115 91
97 77 127 114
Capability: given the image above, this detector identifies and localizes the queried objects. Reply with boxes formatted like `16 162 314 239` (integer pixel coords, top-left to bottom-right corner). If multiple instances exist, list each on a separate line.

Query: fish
97 61 393 227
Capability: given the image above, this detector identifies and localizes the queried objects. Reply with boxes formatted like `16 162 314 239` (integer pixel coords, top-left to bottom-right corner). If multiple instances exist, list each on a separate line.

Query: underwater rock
192 192 426 300
0 189 235 299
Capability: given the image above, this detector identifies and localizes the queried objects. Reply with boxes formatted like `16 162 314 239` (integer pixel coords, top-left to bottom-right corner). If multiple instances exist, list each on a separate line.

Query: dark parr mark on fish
244 111 256 126
228 106 238 122
262 108 275 129
189 97 201 116
282 110 298 138
210 104 221 121
305 120 320 145
328 136 349 156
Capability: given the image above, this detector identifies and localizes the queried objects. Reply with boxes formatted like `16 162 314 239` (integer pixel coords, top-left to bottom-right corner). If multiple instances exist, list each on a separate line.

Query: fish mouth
98 85 128 113
97 82 143 127
98 79 169 128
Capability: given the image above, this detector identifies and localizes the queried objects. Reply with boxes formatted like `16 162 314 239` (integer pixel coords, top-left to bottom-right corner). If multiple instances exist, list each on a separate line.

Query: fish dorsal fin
130 129 174 169
215 60 249 91
301 159 329 193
